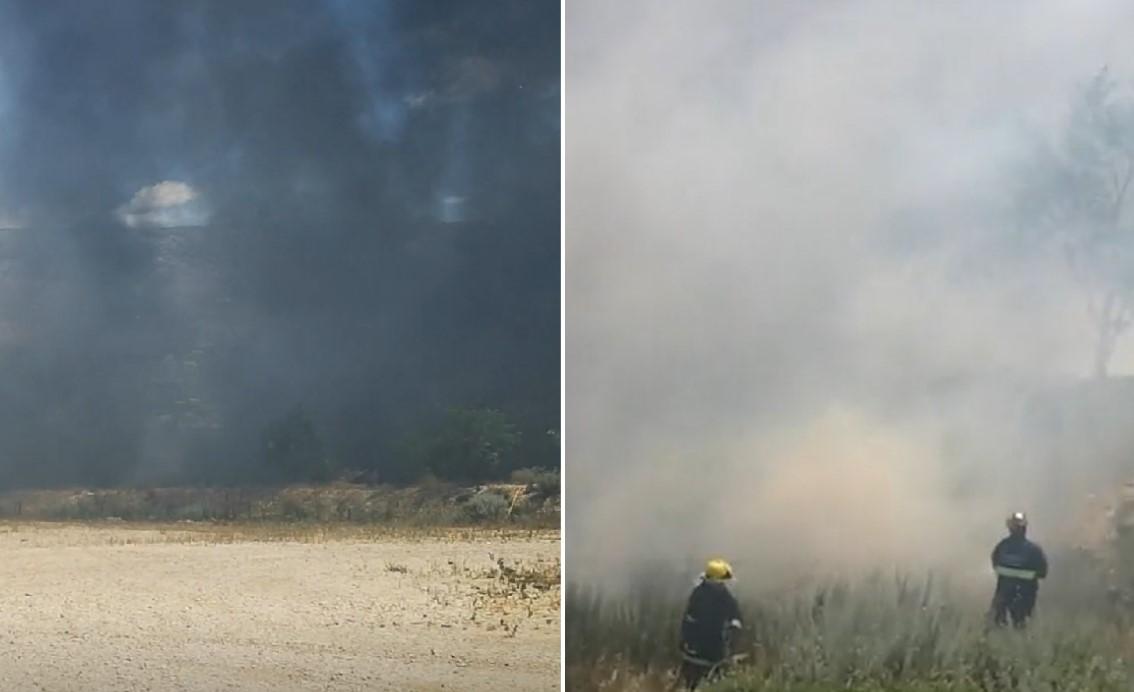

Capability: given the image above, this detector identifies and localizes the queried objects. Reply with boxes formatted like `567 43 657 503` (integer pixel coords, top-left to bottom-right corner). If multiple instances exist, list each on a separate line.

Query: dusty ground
0 522 560 691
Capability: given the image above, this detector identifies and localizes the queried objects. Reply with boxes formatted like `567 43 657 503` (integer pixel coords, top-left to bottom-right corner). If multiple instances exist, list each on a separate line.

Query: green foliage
262 406 335 483
399 407 522 483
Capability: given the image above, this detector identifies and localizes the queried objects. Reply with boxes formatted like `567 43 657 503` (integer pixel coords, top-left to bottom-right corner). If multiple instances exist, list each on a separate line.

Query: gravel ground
0 523 560 691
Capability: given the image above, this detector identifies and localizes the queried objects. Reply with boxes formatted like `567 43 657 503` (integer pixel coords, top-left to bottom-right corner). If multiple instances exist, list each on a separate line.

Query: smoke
0 0 560 487
566 1 1134 590
116 181 209 229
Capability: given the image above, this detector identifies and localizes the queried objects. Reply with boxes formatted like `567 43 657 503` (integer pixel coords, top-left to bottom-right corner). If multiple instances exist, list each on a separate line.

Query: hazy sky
0 0 560 487
567 0 1134 589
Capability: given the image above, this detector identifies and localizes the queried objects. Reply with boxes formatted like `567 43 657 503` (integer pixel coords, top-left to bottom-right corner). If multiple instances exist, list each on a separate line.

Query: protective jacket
680 578 742 663
990 533 1048 626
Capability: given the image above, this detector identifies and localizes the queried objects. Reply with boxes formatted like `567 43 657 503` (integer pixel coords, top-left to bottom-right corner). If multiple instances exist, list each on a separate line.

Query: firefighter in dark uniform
679 558 743 689
990 512 1048 628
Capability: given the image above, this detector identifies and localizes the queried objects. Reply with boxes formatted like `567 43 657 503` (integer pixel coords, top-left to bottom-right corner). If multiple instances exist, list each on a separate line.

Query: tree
262 405 333 482
1021 68 1134 378
399 407 521 483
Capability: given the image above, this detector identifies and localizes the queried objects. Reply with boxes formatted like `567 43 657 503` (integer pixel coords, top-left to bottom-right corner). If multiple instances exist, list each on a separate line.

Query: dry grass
420 551 563 637
0 481 560 528
0 518 560 546
566 574 1134 692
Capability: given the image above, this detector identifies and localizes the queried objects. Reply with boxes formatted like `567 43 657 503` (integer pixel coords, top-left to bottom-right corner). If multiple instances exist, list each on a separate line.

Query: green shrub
262 406 335 483
398 407 521 483
464 491 510 522
510 467 560 497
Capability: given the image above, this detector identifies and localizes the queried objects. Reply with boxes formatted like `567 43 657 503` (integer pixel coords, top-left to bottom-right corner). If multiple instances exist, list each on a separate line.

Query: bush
417 472 458 498
464 491 510 522
262 406 335 483
399 407 522 483
510 467 560 498
510 426 560 475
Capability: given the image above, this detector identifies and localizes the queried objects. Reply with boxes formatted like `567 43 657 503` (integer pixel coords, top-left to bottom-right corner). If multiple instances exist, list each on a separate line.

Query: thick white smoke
566 1 1134 590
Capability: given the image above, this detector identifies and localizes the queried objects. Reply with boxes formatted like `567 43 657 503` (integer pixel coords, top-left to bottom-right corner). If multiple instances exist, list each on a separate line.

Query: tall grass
566 572 1134 692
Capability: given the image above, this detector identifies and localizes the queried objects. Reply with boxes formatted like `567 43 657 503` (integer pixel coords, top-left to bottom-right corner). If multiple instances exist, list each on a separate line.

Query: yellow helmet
1006 512 1027 531
704 558 734 581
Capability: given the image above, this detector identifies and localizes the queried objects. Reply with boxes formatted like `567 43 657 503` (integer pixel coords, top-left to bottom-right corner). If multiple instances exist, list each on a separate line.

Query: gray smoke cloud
566 1 1134 593
0 0 559 487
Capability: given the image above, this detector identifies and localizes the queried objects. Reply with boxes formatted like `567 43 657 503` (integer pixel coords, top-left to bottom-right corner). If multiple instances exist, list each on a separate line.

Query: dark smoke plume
0 0 559 487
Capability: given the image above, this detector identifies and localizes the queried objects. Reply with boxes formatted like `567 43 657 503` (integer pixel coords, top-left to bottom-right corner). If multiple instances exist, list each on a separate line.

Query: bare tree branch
1115 158 1134 222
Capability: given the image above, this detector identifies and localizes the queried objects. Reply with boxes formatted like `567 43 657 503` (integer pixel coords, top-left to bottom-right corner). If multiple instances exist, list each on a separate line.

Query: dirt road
0 523 560 691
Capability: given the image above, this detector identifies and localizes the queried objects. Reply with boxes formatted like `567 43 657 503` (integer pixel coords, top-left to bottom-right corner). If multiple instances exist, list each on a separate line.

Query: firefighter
990 512 1048 628
679 558 743 689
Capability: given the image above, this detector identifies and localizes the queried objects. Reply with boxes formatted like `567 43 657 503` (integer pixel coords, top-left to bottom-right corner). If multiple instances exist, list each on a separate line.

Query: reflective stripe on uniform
681 650 716 668
994 565 1036 580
